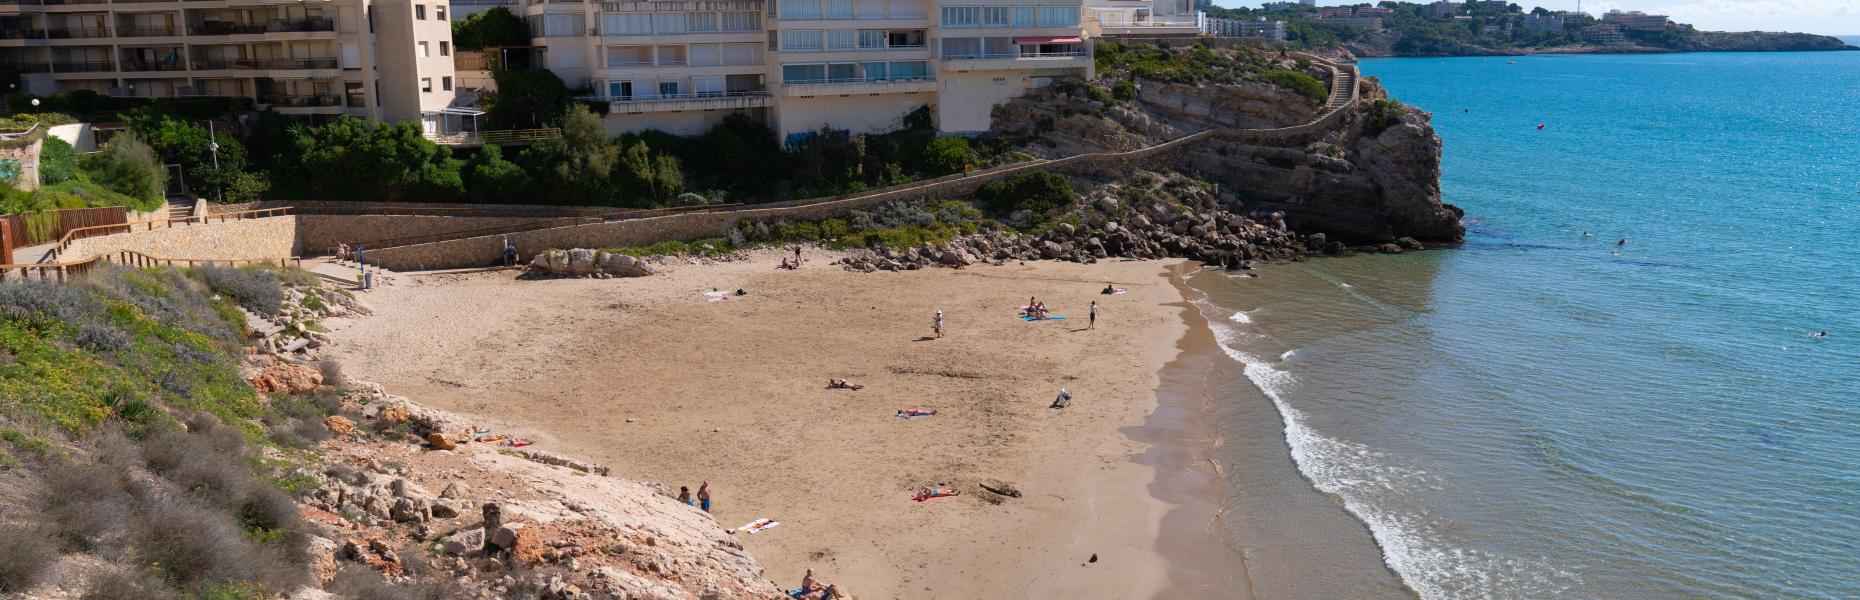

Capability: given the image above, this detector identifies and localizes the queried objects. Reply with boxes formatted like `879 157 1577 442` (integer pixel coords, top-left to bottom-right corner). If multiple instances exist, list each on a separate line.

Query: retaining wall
296 214 545 254
61 216 297 263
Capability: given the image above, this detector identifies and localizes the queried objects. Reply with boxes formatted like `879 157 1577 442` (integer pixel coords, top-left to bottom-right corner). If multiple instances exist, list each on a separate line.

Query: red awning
1014 36 1083 44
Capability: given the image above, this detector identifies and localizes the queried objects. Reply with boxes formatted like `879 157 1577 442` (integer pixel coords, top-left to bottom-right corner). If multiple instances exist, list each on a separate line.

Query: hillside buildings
1203 16 1284 41
0 0 457 124
1522 13 1564 32
1601 10 1669 31
1580 23 1625 44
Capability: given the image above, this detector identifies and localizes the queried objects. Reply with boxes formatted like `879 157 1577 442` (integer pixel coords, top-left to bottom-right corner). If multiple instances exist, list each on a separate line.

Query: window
652 12 685 34
1038 6 1076 26
858 29 885 49
695 76 723 96
889 60 927 78
940 37 979 58
441 76 452 91
826 62 855 80
440 41 450 56
783 63 825 82
780 30 822 51
889 30 924 47
721 11 758 31
535 13 584 36
656 45 686 65
1011 6 1036 26
855 0 884 19
688 11 718 32
940 6 979 27
983 6 1009 26
826 29 854 50
659 80 681 97
605 13 651 35
824 0 853 19
860 61 886 79
721 42 758 64
436 5 446 20
780 0 821 20
345 82 364 107
607 45 651 66
418 41 429 57
415 4 426 19
420 77 432 92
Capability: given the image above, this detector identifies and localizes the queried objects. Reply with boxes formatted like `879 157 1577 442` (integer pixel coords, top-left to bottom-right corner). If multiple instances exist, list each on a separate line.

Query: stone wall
296 214 545 254
0 138 43 192
61 216 297 263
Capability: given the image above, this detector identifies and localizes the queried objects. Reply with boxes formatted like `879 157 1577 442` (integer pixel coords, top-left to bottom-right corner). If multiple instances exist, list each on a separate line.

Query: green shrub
79 133 166 204
922 137 972 175
1112 80 1137 101
195 267 283 316
1364 99 1407 137
975 170 1074 216
1260 69 1327 101
38 136 78 186
820 218 851 240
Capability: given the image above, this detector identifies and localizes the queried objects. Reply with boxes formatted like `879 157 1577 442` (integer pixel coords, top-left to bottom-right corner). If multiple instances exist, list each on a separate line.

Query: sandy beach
326 248 1226 598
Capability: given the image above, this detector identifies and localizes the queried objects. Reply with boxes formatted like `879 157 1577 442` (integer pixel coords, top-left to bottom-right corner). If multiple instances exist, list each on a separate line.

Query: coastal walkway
0 53 1361 279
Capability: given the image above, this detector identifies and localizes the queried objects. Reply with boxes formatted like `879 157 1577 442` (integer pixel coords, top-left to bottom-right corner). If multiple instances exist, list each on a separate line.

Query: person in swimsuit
678 486 693 506
698 481 711 512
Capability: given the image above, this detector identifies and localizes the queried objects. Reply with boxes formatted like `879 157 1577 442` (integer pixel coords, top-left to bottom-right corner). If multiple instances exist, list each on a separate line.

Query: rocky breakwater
836 171 1349 272
991 56 1464 244
529 248 657 278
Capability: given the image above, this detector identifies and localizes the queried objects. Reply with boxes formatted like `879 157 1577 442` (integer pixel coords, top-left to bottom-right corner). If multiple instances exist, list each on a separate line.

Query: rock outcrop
991 60 1464 244
528 249 657 278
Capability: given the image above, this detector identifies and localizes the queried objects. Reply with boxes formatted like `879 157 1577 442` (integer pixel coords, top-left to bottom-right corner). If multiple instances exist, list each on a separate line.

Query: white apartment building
0 0 456 124
1081 0 1200 37
522 0 1092 141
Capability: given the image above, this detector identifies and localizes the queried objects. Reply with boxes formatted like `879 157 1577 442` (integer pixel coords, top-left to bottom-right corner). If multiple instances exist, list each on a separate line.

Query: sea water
1188 52 1860 599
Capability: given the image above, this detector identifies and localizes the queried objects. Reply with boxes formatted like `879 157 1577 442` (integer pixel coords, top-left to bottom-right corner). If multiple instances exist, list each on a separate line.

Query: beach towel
739 518 780 534
1019 315 1068 321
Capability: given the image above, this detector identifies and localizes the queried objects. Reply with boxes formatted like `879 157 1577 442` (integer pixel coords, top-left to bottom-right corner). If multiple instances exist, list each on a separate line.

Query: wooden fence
0 206 129 262
0 249 299 283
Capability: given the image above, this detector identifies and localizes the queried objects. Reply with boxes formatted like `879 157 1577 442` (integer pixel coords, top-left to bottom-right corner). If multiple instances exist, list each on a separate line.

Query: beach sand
326 248 1233 598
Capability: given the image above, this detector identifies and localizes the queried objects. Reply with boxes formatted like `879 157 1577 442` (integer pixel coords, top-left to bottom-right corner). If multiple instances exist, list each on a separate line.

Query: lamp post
208 120 224 204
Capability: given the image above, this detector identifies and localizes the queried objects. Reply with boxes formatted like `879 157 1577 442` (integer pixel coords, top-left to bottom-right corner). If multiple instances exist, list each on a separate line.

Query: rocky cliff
992 65 1465 244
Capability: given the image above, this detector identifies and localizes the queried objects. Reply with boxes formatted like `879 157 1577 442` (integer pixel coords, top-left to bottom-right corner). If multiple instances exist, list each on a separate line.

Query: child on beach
678 486 693 506
934 309 944 338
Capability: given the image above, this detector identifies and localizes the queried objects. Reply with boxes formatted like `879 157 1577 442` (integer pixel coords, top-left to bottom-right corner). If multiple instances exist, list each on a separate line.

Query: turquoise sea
1189 51 1860 599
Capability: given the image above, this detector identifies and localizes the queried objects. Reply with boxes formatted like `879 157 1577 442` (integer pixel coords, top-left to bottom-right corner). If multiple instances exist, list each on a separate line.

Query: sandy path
327 249 1192 598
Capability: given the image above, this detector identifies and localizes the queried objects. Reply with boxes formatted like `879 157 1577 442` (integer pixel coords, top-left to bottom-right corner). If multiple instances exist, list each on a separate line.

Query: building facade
0 0 457 124
1421 0 1459 18
525 0 1092 141
1202 16 1281 41
1522 13 1563 32
1579 22 1624 44
1601 10 1668 31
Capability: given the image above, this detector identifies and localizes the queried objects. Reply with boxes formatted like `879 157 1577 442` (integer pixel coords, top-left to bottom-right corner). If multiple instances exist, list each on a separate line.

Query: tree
124 110 268 202
283 117 462 201
80 133 166 204
482 70 571 130
38 136 78 186
976 170 1073 217
451 7 529 51
520 105 618 204
462 144 531 203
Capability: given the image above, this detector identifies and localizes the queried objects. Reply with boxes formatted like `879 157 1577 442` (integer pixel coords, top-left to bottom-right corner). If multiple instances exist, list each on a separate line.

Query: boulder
324 415 355 436
440 528 484 556
426 432 456 450
247 363 323 395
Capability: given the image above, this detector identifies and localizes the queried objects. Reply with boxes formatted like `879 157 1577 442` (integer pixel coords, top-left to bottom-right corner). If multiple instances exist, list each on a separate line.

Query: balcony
258 93 341 107
0 61 52 72
112 0 179 3
195 57 338 70
41 0 109 5
779 76 934 96
583 89 772 113
120 57 185 71
191 22 268 35
116 25 181 37
267 17 333 32
0 28 46 39
49 59 112 71
940 50 1089 71
46 27 109 39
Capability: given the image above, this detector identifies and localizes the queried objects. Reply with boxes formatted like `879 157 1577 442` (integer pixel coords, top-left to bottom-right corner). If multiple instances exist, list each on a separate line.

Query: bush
39 136 78 186
79 133 166 204
1260 69 1327 101
1112 80 1137 101
0 524 58 593
80 568 178 600
922 137 972 175
975 170 1074 217
195 266 284 316
1364 99 1407 137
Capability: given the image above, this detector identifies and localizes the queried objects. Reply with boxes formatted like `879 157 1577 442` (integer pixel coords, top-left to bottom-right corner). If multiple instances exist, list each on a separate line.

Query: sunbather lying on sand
897 408 936 418
914 486 960 502
828 378 864 390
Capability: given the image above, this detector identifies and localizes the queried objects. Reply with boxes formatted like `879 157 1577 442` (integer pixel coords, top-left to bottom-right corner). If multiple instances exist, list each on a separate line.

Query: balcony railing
112 0 180 3
0 62 52 72
120 57 186 71
258 93 341 107
579 89 770 102
783 75 932 85
116 25 181 37
41 0 109 5
46 27 111 39
195 57 338 70
0 29 48 39
940 50 1087 60
268 17 334 32
49 60 114 72
191 22 269 35
424 128 561 147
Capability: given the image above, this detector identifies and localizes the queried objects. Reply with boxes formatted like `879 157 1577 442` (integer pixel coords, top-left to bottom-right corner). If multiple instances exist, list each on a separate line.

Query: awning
1014 36 1083 45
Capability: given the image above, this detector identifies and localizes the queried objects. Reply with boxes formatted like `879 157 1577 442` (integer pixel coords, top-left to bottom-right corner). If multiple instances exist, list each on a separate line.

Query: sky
1209 0 1860 35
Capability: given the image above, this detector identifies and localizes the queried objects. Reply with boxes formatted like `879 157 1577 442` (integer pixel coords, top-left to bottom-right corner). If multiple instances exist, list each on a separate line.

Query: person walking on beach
1089 301 1097 330
698 481 711 512
934 309 945 338
678 486 693 506
794 245 802 264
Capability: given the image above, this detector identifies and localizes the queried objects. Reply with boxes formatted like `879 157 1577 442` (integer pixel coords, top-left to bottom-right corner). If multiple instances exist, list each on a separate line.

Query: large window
780 0 821 20
651 12 685 34
783 63 826 82
940 6 978 26
607 45 652 67
530 13 584 37
690 44 721 66
858 29 886 49
722 11 758 31
1012 6 1036 26
825 0 853 18
780 30 823 51
1038 6 1077 26
721 43 758 64
604 13 651 35
889 60 927 78
983 6 1009 26
687 11 718 32
826 29 855 50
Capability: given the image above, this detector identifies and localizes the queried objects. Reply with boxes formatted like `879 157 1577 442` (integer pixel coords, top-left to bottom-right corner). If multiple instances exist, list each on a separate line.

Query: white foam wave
1230 310 1254 324
1206 321 1579 600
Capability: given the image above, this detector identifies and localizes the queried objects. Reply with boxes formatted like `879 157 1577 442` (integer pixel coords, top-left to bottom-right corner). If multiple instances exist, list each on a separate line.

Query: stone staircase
167 201 196 222
1325 66 1357 111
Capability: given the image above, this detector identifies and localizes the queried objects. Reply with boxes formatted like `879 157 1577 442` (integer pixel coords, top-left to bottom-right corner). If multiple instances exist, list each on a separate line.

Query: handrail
0 251 299 283
357 204 735 250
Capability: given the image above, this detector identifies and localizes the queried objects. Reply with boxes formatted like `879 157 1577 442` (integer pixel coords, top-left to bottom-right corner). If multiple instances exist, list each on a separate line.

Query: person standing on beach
794 245 802 264
1089 301 1097 330
934 309 945 338
698 481 711 512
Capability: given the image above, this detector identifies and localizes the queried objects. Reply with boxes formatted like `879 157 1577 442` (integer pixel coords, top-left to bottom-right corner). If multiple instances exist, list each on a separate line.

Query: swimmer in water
1813 331 1829 339
1581 231 1593 237
1617 239 1627 247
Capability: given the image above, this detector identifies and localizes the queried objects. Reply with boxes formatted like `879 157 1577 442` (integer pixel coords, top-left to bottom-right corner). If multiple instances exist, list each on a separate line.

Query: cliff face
992 73 1464 243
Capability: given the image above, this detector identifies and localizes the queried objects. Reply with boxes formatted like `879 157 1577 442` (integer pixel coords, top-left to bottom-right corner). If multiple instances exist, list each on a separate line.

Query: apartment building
1601 9 1668 31
1081 0 1200 37
0 0 456 123
1202 16 1282 41
526 0 1092 141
